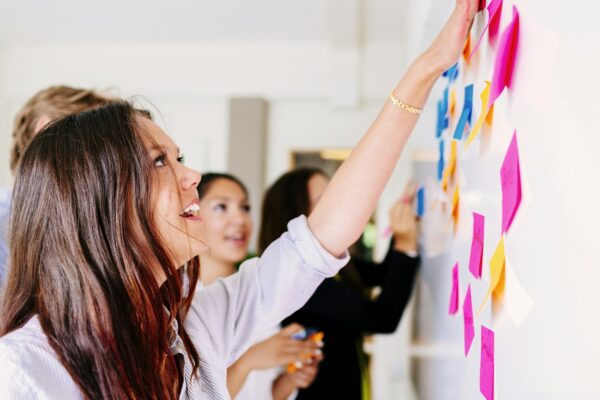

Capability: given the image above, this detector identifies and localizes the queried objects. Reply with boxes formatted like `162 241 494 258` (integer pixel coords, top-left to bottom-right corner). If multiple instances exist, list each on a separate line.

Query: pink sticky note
489 5 520 109
448 263 459 315
480 325 495 400
469 213 485 278
488 0 503 43
463 285 475 356
501 131 522 233
469 0 503 59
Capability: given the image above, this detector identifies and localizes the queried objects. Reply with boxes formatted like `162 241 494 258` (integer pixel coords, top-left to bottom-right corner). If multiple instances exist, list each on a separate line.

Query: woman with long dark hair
259 168 420 400
0 1 477 397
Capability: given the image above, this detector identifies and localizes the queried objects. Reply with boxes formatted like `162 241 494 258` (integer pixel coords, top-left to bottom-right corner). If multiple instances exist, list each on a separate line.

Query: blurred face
307 173 329 213
197 179 252 264
140 117 207 268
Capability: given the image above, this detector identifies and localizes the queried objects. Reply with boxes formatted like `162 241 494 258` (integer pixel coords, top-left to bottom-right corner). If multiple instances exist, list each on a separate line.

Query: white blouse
0 215 349 399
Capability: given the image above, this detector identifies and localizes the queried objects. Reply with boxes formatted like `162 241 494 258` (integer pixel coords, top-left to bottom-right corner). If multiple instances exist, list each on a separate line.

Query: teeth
180 203 200 217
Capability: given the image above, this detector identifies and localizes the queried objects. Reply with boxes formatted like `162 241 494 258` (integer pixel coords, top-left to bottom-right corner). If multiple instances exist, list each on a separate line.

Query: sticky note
478 0 487 11
449 88 457 121
462 33 472 63
500 131 522 233
463 284 475 356
478 237 506 313
470 0 503 59
416 186 425 217
448 262 459 315
480 325 495 400
469 212 485 279
451 185 460 231
453 84 474 140
442 63 459 82
437 140 445 181
465 81 493 148
442 140 457 191
489 5 520 110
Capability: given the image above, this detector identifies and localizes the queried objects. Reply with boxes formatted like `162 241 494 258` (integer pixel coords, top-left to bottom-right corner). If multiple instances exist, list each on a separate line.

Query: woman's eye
177 154 185 164
213 203 226 212
154 154 167 167
241 204 251 213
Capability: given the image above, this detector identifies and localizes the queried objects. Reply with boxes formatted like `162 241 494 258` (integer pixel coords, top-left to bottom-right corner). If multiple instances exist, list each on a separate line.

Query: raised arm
308 0 478 256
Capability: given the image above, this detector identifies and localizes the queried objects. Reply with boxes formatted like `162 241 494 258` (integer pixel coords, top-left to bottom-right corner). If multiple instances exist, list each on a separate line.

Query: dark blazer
283 245 419 400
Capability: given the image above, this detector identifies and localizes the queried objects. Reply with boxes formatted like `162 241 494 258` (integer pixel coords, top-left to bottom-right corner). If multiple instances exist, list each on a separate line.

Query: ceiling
0 0 415 45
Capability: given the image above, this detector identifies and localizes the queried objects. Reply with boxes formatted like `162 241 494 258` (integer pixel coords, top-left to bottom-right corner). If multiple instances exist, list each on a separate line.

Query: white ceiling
0 0 329 44
0 0 416 45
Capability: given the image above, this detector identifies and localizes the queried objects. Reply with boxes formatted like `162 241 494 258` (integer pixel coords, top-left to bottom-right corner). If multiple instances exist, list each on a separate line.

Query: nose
181 165 201 192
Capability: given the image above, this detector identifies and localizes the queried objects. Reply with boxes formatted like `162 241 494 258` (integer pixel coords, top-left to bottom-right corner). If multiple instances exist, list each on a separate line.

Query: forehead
205 179 247 199
137 116 177 152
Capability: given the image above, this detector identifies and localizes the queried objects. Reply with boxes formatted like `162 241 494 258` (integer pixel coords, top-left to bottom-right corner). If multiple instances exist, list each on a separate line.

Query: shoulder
0 317 82 398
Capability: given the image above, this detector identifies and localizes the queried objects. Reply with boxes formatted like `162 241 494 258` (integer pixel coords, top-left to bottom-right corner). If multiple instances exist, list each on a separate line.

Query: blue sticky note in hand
416 186 425 217
437 140 445 180
453 84 474 140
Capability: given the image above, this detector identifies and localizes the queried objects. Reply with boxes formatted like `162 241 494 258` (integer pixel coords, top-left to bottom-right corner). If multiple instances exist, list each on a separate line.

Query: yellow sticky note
442 140 458 191
478 237 506 314
465 81 491 148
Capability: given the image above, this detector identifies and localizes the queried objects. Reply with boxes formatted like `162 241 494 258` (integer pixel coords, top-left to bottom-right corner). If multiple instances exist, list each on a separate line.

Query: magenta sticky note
448 263 459 315
469 213 485 278
487 0 503 43
501 131 522 233
463 285 475 356
480 325 495 400
489 5 519 109
469 0 503 59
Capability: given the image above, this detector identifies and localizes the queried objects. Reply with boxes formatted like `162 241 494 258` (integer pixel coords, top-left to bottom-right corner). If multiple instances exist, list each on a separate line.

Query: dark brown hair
2 102 199 399
258 167 327 254
197 172 248 200
10 85 112 174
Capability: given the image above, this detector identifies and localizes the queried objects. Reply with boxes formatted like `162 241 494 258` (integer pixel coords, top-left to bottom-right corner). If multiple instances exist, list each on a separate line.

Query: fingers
280 323 304 337
292 364 319 388
401 180 418 201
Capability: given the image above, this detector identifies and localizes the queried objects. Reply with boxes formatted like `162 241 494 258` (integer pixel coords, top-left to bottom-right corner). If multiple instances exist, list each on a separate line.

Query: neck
199 255 236 286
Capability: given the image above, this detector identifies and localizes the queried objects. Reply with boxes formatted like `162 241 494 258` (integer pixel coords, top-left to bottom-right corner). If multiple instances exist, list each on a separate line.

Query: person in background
258 167 420 400
196 172 322 399
0 86 112 286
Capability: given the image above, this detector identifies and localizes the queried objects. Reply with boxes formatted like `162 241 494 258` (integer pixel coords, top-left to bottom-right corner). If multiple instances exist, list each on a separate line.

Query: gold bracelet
389 91 423 115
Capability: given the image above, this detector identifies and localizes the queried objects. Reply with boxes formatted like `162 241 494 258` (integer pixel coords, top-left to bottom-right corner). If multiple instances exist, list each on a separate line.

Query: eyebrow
149 145 181 155
208 196 249 202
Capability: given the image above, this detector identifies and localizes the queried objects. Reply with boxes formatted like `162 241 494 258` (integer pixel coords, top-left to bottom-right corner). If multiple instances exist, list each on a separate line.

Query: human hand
389 181 419 254
421 0 479 73
241 323 321 371
288 361 321 389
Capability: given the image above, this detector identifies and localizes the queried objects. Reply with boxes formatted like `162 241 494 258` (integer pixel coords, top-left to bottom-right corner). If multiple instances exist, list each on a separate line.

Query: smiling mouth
180 202 200 218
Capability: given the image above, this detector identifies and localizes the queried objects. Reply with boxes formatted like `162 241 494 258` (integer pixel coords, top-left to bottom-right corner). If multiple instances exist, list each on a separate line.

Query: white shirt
0 215 349 399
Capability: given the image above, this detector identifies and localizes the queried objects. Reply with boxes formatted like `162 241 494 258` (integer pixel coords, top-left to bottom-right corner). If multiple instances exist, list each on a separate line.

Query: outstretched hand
423 0 479 73
389 181 419 254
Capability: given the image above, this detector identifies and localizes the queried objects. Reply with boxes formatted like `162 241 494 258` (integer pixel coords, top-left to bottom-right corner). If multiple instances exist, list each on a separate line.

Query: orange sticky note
463 33 472 63
465 81 492 148
478 237 506 314
449 88 457 123
451 185 460 232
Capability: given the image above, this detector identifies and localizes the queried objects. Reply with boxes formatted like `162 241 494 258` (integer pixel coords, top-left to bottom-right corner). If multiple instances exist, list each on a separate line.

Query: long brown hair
2 102 200 399
258 167 326 254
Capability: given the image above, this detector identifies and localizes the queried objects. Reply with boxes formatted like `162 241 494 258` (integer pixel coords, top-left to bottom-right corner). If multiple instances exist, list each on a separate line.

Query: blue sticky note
436 101 444 138
416 186 425 217
453 84 474 140
438 140 445 180
443 63 459 82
